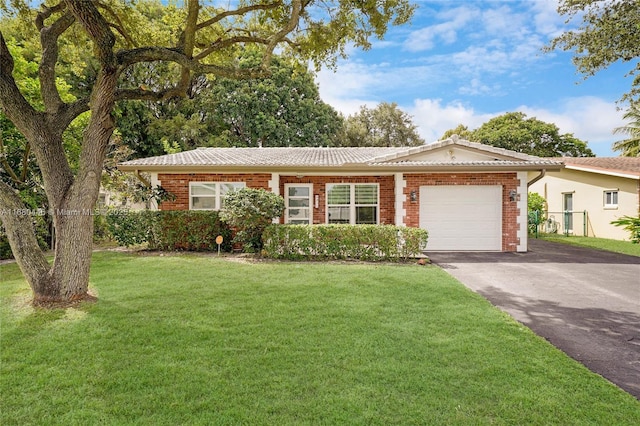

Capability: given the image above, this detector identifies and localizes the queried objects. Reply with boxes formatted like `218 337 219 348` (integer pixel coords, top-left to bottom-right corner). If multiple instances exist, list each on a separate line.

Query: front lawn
1 252 639 425
538 234 640 257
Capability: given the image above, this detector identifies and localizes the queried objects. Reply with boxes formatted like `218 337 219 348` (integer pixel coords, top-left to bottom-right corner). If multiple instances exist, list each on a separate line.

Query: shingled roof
118 138 562 172
559 157 640 178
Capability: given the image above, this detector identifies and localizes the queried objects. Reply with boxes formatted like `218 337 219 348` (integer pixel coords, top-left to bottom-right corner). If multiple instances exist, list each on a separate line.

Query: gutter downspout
134 170 151 187
527 169 546 187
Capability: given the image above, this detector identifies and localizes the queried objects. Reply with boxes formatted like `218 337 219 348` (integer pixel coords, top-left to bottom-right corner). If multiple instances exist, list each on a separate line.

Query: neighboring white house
529 157 640 240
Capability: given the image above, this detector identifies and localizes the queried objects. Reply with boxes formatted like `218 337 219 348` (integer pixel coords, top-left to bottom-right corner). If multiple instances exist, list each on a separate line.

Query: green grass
2 252 639 425
538 234 640 257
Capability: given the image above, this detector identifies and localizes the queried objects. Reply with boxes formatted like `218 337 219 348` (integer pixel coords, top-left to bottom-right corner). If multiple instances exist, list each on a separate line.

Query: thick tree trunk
30 75 115 305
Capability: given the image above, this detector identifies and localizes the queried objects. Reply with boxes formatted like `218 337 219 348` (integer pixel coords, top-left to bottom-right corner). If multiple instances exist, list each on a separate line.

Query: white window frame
326 183 379 225
189 182 245 211
285 183 313 224
603 190 619 209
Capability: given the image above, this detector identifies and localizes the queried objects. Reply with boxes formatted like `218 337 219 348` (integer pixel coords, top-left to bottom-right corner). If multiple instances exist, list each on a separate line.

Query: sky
315 0 634 157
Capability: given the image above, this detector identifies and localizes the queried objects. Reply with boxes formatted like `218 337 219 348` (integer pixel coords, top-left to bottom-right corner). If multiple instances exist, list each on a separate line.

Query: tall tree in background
613 104 640 157
204 52 343 148
440 124 473 141
0 0 414 305
546 0 640 104
116 51 344 156
343 102 424 147
443 112 594 157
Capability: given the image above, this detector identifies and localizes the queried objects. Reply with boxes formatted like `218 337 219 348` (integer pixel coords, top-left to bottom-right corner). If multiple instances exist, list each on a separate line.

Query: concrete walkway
427 239 640 399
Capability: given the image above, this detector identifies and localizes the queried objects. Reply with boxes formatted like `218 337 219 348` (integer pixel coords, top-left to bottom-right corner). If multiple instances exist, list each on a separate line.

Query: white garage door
420 185 502 251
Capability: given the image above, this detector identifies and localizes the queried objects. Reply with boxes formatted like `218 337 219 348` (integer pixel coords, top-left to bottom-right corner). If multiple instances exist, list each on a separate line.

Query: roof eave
118 163 563 174
564 164 640 180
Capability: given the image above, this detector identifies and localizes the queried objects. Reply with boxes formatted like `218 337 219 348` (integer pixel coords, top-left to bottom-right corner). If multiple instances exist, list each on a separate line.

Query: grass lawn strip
537 234 640 257
1 252 639 425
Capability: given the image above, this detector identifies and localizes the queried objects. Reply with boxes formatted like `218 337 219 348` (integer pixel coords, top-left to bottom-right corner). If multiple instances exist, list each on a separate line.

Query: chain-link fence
529 210 588 237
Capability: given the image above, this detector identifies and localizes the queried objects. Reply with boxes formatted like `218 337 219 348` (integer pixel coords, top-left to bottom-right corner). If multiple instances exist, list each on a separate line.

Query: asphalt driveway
427 239 640 399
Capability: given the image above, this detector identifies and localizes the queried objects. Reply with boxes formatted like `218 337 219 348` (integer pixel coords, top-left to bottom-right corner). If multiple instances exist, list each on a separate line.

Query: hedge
106 210 232 251
262 224 428 261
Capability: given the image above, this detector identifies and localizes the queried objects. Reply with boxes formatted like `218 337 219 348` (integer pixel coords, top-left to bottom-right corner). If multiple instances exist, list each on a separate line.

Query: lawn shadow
477 285 640 400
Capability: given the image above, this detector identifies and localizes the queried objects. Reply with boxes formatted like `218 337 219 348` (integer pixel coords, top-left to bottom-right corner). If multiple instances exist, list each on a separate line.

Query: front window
604 190 618 209
190 182 245 210
327 183 378 225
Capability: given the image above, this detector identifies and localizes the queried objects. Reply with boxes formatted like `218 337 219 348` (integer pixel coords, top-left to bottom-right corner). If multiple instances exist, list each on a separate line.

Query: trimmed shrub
106 209 158 247
220 188 285 252
155 211 232 251
262 224 428 261
106 210 232 251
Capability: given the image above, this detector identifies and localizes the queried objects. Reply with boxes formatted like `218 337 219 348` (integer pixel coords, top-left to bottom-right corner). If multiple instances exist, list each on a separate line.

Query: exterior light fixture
410 190 417 203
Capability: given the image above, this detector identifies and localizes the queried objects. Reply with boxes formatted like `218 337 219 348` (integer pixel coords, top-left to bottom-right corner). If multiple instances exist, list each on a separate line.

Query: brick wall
280 175 395 224
157 171 519 251
404 173 520 251
158 173 271 210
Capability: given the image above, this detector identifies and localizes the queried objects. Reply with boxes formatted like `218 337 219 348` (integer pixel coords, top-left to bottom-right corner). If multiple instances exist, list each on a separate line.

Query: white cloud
530 0 566 38
408 99 494 143
403 6 478 52
408 96 624 156
480 5 527 38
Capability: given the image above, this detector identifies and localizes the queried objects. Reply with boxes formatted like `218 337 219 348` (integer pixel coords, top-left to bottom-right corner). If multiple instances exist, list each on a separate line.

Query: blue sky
316 0 633 157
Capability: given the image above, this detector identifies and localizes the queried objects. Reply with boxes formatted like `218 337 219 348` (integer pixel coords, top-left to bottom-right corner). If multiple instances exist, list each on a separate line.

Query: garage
420 185 503 251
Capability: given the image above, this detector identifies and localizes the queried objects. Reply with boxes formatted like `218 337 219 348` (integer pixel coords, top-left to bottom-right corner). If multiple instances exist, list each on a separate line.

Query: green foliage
105 210 232 251
470 112 594 157
440 124 474 141
115 52 344 156
343 102 424 147
528 192 547 235
154 211 232 251
262 224 428 261
106 210 158 247
613 103 640 157
546 0 640 104
205 53 344 148
528 192 546 216
219 188 285 252
611 215 640 244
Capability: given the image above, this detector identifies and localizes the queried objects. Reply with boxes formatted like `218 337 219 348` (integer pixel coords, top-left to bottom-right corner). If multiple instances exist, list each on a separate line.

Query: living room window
326 183 378 224
189 182 245 210
604 190 618 209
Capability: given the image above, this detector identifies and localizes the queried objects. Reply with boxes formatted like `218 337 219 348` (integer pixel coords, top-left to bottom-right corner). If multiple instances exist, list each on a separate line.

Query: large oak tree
0 0 414 305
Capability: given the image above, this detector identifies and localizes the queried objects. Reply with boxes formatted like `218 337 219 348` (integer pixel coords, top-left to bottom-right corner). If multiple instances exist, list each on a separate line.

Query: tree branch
96 1 137 48
57 97 91 130
174 0 201 97
117 46 270 80
263 0 303 67
0 32 42 142
196 1 283 30
193 36 269 60
38 11 75 113
64 0 116 69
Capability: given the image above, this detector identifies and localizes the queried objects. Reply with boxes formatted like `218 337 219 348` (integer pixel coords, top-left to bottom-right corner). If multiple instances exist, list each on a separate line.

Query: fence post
583 210 587 237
